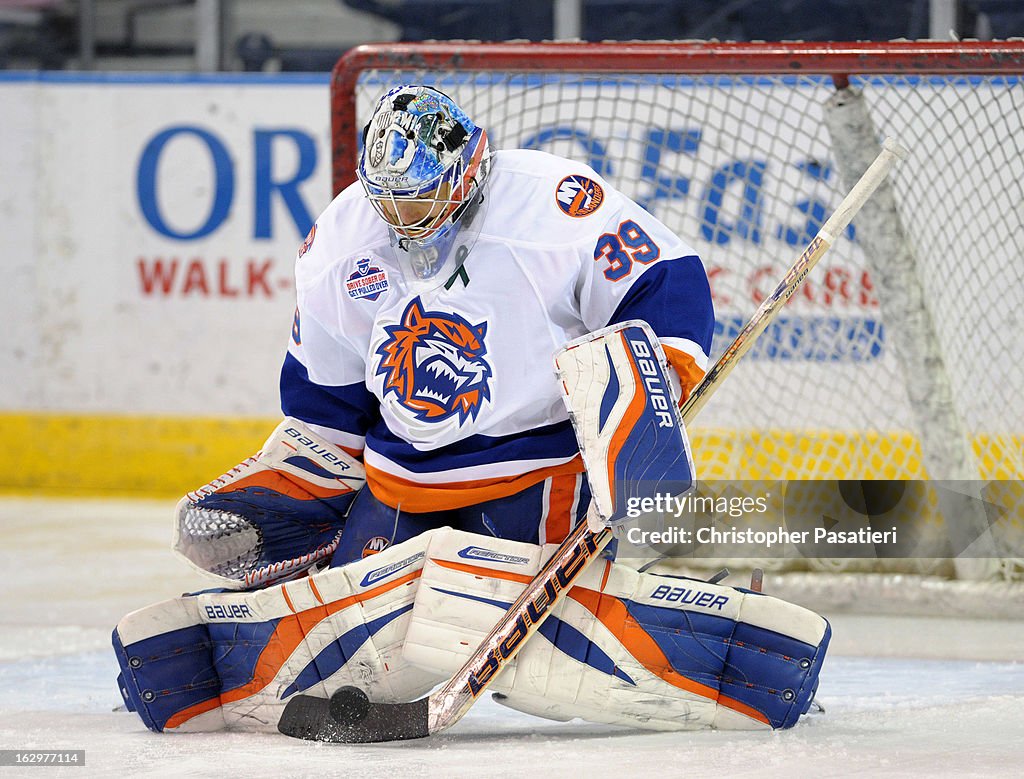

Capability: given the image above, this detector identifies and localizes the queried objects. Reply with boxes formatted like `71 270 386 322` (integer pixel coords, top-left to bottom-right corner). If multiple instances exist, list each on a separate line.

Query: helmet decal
358 85 490 252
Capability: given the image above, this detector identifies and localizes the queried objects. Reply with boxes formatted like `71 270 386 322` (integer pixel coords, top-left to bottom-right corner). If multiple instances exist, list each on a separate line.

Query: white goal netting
332 42 1024 608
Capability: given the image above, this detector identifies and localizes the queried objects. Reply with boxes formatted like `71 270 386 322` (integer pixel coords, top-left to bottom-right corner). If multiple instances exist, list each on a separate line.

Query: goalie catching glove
114 528 829 733
173 418 365 589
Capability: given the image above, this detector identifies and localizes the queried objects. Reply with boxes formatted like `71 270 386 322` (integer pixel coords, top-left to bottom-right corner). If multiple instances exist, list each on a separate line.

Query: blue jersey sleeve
609 254 715 357
280 297 378 453
607 255 715 402
280 352 378 452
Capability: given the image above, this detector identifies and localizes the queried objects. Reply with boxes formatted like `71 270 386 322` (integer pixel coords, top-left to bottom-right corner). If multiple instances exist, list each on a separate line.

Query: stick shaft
427 137 906 735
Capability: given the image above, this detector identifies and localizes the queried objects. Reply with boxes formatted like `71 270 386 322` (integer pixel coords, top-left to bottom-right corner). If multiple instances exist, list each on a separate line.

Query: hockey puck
329 686 371 727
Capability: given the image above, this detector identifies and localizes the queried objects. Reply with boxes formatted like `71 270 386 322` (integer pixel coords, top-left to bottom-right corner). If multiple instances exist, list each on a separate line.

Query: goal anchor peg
751 568 764 593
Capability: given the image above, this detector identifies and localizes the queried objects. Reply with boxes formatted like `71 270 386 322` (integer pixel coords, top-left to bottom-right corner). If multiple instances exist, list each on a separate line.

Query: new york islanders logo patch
346 258 390 301
555 175 604 217
362 536 390 557
297 223 317 258
376 297 492 425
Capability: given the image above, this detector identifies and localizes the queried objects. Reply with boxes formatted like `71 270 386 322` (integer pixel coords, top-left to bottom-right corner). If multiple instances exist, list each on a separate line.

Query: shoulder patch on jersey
375 297 492 425
346 257 390 301
297 223 317 258
555 175 604 218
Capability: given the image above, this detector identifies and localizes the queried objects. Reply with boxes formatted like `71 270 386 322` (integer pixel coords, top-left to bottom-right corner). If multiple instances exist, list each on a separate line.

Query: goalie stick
278 137 908 743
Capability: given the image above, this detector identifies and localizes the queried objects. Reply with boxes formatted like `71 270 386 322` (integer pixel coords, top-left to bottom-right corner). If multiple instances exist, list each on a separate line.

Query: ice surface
1 498 1022 778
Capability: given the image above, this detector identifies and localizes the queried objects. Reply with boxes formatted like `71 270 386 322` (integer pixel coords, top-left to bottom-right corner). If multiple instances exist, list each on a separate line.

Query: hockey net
331 41 1024 614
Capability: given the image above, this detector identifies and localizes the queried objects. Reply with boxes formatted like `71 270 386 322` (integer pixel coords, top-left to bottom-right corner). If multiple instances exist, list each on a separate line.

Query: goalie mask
357 85 491 290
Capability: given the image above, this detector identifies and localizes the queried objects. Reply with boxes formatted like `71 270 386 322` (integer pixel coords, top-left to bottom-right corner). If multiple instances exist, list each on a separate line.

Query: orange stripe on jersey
661 344 707 405
365 455 585 513
543 473 578 544
568 588 771 726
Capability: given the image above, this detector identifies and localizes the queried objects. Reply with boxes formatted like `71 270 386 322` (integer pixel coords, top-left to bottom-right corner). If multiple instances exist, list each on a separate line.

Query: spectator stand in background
235 30 346 72
968 0 1024 38
238 0 1024 74
340 0 1022 46
0 0 74 68
342 0 552 42
90 0 197 60
7 1 1017 74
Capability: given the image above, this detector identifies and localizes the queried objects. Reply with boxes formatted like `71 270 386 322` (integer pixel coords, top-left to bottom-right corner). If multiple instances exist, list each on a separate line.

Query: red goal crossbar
329 40 1024 195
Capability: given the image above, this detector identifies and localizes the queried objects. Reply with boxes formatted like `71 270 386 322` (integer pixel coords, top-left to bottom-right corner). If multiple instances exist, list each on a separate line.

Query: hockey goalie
112 85 830 737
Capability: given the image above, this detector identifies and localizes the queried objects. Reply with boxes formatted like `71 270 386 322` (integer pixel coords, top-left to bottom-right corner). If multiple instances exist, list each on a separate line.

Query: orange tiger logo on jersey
375 297 492 425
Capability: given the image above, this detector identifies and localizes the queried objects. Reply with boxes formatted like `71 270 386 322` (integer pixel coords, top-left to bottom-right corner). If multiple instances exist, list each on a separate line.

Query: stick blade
278 689 431 743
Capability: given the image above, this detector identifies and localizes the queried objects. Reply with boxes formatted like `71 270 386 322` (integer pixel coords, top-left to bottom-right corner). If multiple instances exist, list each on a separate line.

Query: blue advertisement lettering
714 316 884 362
137 125 234 240
253 129 317 240
521 126 612 178
700 158 767 246
137 125 319 242
637 127 700 212
776 160 856 247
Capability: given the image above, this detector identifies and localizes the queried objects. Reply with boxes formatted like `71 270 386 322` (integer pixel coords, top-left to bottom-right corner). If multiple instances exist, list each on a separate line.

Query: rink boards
1 73 1019 494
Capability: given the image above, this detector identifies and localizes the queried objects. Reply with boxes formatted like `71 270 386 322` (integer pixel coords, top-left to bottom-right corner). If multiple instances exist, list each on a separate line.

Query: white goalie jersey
282 148 715 512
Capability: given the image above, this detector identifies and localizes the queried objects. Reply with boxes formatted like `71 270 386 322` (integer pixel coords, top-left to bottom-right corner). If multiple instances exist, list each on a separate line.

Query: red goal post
329 41 1024 602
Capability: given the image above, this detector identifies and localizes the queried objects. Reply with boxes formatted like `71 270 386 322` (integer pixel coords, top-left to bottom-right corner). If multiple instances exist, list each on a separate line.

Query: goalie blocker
555 320 696 531
113 528 829 734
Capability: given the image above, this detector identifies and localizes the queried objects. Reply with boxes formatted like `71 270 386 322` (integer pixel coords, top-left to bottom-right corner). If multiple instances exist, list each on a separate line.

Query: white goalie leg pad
554 320 694 528
404 530 830 731
114 530 443 733
173 417 366 589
